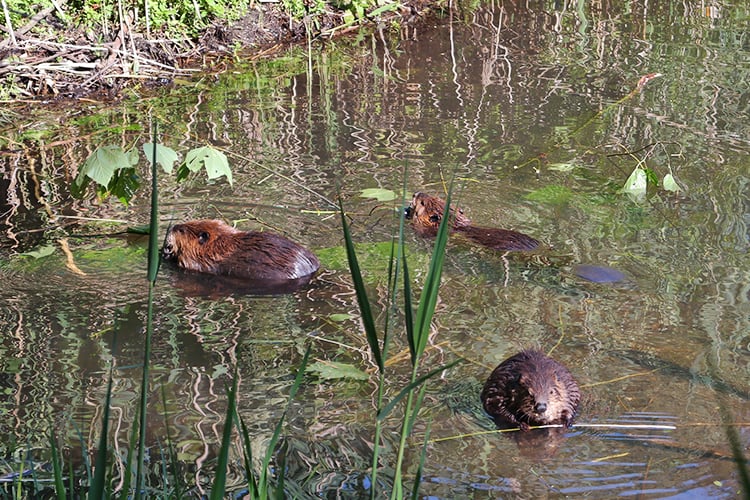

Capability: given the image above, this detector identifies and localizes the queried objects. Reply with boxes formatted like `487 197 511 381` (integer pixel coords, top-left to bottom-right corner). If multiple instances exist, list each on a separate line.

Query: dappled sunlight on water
2 0 750 496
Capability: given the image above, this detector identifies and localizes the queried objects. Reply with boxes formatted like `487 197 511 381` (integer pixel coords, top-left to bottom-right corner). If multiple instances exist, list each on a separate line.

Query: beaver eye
198 231 210 244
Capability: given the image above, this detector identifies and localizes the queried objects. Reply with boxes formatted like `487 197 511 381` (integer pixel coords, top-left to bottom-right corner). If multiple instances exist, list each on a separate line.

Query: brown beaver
162 219 320 281
481 350 580 431
405 192 540 251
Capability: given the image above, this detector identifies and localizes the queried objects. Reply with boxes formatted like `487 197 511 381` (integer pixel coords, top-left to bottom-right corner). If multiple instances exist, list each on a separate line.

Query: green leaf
107 167 140 206
377 359 461 421
370 2 399 16
525 184 573 205
184 146 233 185
621 167 648 197
306 361 369 380
663 173 682 192
87 145 133 186
20 245 55 259
339 198 383 372
360 188 396 201
328 313 352 322
142 143 179 173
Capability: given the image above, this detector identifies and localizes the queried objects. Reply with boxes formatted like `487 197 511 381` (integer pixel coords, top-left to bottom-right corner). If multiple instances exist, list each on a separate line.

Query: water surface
1 0 749 497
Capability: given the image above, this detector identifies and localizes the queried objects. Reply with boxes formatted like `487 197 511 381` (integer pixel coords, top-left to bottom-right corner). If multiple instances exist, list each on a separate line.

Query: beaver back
481 350 580 430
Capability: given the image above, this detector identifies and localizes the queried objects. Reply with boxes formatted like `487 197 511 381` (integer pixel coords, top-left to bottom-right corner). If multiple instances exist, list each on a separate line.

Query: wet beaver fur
405 192 540 251
162 219 320 281
481 350 580 431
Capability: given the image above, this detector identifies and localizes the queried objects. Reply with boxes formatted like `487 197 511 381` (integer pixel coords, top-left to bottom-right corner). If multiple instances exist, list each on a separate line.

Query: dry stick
0 0 16 47
58 238 86 276
0 5 53 40
581 369 659 388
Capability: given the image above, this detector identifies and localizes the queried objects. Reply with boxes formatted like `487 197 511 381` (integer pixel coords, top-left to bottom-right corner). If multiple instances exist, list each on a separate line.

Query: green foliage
177 146 233 185
72 143 232 205
339 183 459 498
525 184 573 205
63 0 250 38
316 241 425 275
360 187 397 201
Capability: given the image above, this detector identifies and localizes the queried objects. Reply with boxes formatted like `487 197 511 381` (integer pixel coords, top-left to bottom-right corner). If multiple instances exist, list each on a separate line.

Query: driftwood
0 6 201 98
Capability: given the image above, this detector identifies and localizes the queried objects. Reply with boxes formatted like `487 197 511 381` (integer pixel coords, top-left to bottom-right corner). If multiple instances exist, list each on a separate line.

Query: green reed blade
161 383 184 498
339 198 383 372
412 191 452 361
88 368 113 500
260 344 311 495
402 242 415 362
49 430 65 500
146 122 160 283
210 366 239 500
273 454 286 500
238 415 259 498
410 421 431 500
377 359 461 422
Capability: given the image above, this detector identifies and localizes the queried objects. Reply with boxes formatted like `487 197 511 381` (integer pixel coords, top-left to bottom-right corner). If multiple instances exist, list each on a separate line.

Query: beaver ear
429 214 441 223
198 231 210 244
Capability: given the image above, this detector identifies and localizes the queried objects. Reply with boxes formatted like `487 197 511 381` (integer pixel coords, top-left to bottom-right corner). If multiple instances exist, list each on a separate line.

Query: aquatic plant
339 182 460 498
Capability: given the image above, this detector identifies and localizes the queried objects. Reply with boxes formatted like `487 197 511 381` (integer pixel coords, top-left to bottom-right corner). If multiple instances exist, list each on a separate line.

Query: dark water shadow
163 265 317 297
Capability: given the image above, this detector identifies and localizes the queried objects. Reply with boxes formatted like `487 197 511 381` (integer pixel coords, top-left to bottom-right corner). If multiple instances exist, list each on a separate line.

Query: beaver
405 192 540 251
481 350 580 431
162 219 320 282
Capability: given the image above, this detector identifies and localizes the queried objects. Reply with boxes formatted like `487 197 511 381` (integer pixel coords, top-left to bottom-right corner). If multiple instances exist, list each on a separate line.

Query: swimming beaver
405 192 540 251
162 219 320 281
481 350 580 431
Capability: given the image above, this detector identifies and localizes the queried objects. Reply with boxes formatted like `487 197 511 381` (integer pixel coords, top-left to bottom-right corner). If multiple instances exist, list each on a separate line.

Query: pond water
2 0 750 497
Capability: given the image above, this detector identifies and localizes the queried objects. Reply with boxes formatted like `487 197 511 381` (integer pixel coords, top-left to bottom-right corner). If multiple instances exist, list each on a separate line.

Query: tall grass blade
88 368 113 500
147 122 160 283
160 384 183 498
412 191 452 361
238 415 259 498
210 367 239 500
273 454 286 500
377 359 461 421
409 422 431 500
135 123 160 499
391 184 454 500
49 430 66 500
259 344 312 496
339 198 383 372
401 243 415 362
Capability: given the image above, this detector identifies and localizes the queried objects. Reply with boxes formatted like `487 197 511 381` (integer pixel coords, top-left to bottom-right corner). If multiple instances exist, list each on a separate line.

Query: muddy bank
0 0 440 101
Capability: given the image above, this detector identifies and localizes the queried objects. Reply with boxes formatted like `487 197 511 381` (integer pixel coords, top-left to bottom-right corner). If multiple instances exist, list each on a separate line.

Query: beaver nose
404 206 413 219
162 243 173 257
534 402 547 414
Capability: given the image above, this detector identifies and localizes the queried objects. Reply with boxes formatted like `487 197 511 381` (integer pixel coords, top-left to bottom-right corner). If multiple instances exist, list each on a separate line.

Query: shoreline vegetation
0 0 438 101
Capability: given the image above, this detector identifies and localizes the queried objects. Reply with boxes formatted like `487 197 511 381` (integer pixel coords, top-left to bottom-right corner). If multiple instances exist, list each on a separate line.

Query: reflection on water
2 0 750 496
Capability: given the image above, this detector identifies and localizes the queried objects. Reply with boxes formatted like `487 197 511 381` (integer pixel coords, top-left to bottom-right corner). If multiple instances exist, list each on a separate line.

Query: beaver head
404 192 471 231
162 219 239 273
481 350 580 431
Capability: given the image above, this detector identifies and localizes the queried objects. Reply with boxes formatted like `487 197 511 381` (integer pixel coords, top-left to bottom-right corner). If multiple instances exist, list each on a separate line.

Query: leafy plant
339 182 460 498
72 142 231 204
